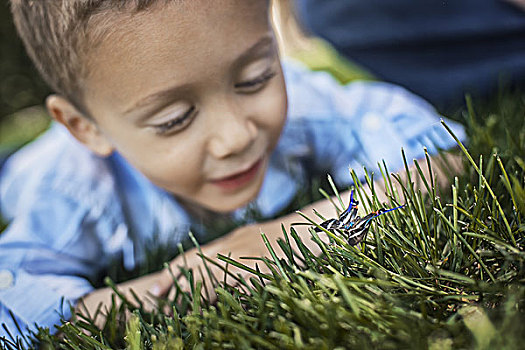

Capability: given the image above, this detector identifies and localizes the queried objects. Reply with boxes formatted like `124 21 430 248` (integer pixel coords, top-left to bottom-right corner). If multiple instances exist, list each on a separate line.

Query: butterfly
315 190 405 245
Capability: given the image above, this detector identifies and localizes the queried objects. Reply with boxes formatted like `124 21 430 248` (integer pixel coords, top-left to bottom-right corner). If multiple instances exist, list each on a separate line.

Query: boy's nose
208 114 258 159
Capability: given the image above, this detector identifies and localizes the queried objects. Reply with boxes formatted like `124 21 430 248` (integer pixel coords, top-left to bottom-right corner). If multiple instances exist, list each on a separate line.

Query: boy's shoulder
282 59 419 123
0 124 116 220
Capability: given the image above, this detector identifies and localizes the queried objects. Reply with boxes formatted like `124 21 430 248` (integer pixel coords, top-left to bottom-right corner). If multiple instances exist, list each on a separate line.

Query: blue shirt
0 61 465 339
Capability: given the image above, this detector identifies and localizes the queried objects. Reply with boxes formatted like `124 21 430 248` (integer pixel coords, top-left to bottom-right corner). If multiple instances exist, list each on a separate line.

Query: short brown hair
10 0 172 115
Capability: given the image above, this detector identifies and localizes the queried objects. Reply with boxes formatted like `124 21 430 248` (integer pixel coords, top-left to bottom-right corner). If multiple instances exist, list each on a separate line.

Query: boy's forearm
75 271 163 326
257 152 463 254
83 153 464 312
183 153 463 270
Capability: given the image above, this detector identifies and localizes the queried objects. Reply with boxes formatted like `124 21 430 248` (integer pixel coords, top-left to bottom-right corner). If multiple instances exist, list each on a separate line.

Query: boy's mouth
210 157 264 191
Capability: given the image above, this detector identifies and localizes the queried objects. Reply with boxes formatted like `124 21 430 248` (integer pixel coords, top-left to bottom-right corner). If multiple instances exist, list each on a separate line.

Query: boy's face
81 0 287 212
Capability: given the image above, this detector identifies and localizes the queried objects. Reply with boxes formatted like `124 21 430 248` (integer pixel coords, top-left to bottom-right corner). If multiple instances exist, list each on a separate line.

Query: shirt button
0 270 14 290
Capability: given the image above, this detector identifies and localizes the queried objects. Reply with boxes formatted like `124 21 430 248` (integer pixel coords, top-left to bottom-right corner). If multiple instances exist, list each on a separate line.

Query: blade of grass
497 155 521 222
434 209 496 282
327 174 345 211
319 188 343 216
261 232 290 282
215 254 272 280
441 120 516 246
188 232 219 289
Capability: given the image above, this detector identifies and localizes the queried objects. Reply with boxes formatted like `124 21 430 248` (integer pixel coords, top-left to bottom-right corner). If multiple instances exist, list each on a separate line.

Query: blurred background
0 1 50 162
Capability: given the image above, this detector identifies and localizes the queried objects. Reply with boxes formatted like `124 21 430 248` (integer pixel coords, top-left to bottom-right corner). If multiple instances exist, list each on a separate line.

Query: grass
1 89 525 349
0 106 50 156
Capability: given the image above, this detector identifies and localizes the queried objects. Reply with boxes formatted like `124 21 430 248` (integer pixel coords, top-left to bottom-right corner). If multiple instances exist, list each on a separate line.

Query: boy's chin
206 180 264 213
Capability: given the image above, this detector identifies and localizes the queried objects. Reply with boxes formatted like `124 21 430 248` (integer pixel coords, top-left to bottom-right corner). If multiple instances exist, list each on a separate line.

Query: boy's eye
234 69 277 93
152 106 196 135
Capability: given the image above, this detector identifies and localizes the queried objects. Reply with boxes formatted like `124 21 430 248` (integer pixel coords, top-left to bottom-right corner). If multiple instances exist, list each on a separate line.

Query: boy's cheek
267 89 288 147
255 75 287 143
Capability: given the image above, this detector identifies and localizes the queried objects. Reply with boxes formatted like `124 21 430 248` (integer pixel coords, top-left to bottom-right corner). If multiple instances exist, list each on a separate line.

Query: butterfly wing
338 190 359 225
313 189 405 245
345 206 405 245
346 212 376 245
315 218 343 232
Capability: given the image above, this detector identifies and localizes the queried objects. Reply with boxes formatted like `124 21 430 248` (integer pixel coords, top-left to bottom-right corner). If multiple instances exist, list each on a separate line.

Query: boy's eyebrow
235 34 275 66
123 83 191 117
123 34 276 117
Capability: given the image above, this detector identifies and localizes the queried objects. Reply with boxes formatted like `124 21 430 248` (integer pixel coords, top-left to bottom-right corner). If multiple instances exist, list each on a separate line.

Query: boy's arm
76 152 461 322
0 195 99 339
151 152 462 300
74 271 163 327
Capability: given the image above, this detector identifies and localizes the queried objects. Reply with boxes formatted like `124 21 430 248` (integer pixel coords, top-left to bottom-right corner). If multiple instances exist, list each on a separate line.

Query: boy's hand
75 271 164 328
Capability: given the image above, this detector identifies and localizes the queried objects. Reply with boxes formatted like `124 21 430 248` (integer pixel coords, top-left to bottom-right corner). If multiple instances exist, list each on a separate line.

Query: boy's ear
46 95 114 157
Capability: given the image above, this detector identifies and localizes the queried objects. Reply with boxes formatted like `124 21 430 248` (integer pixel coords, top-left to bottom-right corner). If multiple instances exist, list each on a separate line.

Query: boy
0 0 464 340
